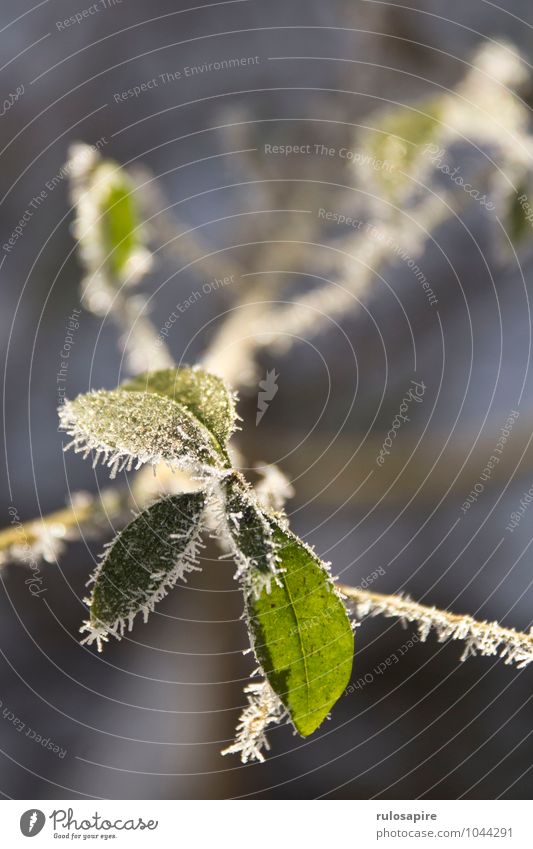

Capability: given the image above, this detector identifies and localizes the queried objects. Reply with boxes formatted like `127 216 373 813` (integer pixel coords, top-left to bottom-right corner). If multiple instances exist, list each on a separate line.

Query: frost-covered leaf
123 366 237 450
221 476 280 584
59 388 223 478
247 522 354 737
81 492 205 650
68 144 151 314
71 148 151 283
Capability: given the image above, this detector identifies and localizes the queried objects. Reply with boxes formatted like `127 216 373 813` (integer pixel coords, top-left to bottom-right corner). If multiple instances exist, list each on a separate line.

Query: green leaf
81 492 205 650
98 164 142 278
84 159 150 283
364 97 443 196
508 185 531 245
247 521 354 736
69 145 152 297
122 366 237 450
59 388 223 477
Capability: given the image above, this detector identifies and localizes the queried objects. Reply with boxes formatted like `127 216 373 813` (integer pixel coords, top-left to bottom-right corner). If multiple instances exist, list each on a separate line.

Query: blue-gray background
1 0 533 799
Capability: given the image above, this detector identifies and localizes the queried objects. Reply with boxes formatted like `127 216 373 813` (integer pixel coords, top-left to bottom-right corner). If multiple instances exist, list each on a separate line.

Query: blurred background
1 0 533 799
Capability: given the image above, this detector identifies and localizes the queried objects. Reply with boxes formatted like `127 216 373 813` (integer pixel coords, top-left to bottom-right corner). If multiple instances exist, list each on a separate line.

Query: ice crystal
450 40 529 146
221 680 286 763
253 462 295 513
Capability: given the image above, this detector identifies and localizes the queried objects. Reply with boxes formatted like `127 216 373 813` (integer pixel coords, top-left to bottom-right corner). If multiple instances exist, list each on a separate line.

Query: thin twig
0 489 127 564
339 584 533 669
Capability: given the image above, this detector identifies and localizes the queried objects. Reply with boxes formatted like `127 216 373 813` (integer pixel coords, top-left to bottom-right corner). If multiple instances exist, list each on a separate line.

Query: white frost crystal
221 680 286 763
253 462 295 513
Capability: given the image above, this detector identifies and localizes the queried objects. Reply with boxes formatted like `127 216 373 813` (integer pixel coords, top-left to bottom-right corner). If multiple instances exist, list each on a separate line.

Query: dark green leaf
247 521 354 736
81 492 205 650
222 475 278 576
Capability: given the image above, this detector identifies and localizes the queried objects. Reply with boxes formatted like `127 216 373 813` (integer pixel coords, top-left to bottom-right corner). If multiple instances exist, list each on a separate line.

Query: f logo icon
20 810 45 837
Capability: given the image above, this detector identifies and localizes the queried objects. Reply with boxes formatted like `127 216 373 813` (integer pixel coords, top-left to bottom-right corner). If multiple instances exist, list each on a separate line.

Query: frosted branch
221 679 286 763
339 585 533 669
0 490 126 567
